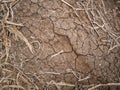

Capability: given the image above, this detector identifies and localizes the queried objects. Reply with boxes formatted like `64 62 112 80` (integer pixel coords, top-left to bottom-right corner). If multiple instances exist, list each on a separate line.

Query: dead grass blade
5 21 24 26
55 82 75 87
1 85 25 90
47 80 75 87
1 0 16 3
88 83 120 90
7 26 34 54
5 38 11 62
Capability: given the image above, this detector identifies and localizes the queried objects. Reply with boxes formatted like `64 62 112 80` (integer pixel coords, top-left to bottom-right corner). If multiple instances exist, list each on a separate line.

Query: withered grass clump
0 0 35 90
0 0 33 62
61 0 120 53
59 0 120 90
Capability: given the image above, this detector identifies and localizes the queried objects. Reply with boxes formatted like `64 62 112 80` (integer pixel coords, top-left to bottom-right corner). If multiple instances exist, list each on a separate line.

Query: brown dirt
0 0 120 90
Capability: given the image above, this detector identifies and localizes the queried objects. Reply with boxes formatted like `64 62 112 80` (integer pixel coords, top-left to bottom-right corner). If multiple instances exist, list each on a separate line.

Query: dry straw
0 0 36 89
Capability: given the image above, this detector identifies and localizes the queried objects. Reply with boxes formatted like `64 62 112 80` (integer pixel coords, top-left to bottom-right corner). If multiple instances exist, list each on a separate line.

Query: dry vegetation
0 0 120 90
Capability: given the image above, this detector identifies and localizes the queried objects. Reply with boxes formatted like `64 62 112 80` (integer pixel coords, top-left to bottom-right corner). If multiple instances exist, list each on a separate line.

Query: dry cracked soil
0 0 120 90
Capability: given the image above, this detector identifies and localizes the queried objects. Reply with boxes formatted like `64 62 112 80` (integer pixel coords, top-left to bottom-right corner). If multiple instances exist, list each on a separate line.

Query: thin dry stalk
88 83 120 90
39 71 61 75
7 26 34 53
1 85 25 90
78 76 90 82
47 80 75 90
51 50 64 58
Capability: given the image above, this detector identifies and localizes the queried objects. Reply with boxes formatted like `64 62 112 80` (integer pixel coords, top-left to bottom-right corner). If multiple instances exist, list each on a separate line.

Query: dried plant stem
7 26 34 53
47 80 75 90
88 83 120 90
1 85 25 90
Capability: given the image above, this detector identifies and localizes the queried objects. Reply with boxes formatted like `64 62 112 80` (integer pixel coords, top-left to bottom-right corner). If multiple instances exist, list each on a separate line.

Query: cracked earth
0 0 120 90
